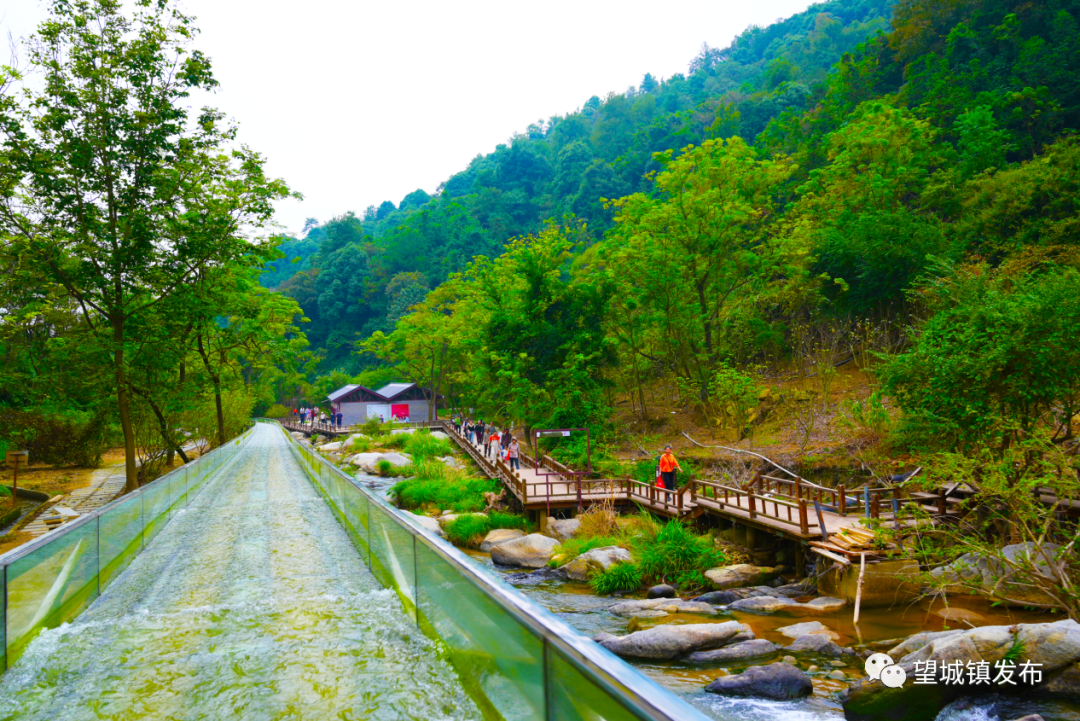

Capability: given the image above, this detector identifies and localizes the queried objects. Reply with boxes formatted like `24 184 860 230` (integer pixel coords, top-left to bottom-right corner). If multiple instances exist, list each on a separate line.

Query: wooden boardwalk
440 421 951 547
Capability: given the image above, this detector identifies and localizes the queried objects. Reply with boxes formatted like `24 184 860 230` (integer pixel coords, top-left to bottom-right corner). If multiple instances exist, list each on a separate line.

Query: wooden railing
627 479 684 514
691 478 810 534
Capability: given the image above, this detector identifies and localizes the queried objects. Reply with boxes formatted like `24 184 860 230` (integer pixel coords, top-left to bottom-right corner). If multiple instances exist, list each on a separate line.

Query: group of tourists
292 406 344 428
452 415 520 469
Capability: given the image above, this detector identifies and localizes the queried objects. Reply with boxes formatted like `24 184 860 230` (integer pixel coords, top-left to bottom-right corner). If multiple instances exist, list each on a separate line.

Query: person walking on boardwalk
507 438 521 471
659 445 682 491
486 429 499 459
500 428 511 454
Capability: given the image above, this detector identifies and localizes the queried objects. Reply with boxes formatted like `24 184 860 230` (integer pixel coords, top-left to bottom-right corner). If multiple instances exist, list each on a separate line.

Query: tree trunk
197 335 227 447
114 316 139 493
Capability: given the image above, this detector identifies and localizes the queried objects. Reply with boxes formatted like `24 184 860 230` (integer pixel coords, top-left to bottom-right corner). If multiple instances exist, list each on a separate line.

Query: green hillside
265 0 894 368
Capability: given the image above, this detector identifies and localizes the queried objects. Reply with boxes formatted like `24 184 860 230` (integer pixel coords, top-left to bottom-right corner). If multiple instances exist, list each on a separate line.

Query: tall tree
0 0 293 491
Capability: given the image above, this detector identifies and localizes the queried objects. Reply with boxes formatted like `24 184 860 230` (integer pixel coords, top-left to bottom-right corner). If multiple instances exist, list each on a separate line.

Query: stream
460 547 1080 721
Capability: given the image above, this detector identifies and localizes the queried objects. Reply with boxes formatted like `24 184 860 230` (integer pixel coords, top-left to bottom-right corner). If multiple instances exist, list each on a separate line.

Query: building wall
340 401 367 426
341 399 435 425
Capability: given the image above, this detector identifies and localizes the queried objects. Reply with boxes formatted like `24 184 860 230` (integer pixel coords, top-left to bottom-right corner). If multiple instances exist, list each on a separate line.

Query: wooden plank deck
414 421 945 544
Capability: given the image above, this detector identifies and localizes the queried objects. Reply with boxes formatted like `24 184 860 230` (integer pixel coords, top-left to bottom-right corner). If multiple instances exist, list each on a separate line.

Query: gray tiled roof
327 384 361 402
376 382 415 400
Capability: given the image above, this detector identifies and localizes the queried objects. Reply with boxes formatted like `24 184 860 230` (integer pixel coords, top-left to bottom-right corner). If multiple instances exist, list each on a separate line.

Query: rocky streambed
455 531 1080 721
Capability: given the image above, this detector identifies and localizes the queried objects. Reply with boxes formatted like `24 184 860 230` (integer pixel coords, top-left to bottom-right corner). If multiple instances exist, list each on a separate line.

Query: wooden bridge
439 422 963 552
279 418 442 438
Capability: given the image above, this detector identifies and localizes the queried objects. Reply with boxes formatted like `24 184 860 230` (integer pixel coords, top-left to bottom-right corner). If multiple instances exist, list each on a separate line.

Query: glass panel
168 467 185 518
1 565 6 673
366 506 398 594
340 481 369 556
548 647 644 721
5 520 99 665
142 477 171 544
415 542 544 721
98 493 144 590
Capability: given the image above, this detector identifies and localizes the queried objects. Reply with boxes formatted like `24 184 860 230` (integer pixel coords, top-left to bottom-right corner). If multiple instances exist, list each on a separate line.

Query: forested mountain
262 0 894 369
356 0 1080 458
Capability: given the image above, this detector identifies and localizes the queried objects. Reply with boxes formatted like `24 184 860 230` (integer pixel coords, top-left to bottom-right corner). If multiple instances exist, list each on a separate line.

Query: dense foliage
264 0 895 371
0 0 305 487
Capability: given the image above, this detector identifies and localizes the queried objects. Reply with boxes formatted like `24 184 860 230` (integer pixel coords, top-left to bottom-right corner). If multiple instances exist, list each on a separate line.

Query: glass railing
279 421 712 721
0 427 255 673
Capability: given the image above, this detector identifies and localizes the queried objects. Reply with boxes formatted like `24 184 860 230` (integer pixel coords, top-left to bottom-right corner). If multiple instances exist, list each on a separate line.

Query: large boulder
410 514 445 537
704 564 783 590
842 620 1080 721
429 431 449 441
929 542 1063 607
560 546 631 581
490 534 561 568
594 621 749 660
390 428 417 435
544 517 581 542
609 598 718 618
786 633 858 658
479 528 526 552
646 584 676 599
347 452 411 473
776 621 838 640
692 586 779 605
704 662 814 701
820 559 921 608
290 431 305 439
727 595 845 615
686 639 778 664
319 441 343 451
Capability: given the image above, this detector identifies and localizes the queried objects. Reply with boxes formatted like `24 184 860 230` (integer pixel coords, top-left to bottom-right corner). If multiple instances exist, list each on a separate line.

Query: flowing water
462 551 1080 721
0 424 480 721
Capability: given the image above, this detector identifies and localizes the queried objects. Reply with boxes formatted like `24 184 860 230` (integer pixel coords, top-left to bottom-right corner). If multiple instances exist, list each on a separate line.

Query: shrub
344 436 372 453
0 409 111 467
361 418 389 437
591 562 642 595
376 460 393 477
445 511 530 547
381 434 409 450
444 514 490 546
634 520 726 590
265 403 290 419
403 431 453 460
391 475 503 513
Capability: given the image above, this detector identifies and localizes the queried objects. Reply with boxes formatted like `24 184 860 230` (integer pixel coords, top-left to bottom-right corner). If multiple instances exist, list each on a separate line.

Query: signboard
536 430 571 438
5 450 28 468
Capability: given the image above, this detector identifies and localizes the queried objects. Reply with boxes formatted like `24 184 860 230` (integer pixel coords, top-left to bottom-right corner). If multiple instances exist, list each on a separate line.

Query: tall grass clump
591 562 642 595
445 511 530 547
344 435 372 453
391 474 503 513
548 535 623 567
634 520 726 590
403 431 453 460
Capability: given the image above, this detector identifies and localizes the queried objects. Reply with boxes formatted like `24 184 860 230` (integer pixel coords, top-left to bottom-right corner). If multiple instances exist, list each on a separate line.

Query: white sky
2 0 814 237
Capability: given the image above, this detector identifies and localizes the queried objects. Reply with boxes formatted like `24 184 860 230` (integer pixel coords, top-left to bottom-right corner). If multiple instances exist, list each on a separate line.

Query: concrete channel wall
0 426 256 673
281 421 712 721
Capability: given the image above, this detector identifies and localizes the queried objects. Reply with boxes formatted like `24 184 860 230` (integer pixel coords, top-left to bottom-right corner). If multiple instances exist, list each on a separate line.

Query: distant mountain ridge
262 0 894 369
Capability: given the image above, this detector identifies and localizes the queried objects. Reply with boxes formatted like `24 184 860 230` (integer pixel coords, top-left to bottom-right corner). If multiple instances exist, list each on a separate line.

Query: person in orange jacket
658 445 682 491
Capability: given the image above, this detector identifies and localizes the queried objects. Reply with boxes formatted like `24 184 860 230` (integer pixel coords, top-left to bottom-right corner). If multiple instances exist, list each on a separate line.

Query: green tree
882 264 1080 453
0 0 293 491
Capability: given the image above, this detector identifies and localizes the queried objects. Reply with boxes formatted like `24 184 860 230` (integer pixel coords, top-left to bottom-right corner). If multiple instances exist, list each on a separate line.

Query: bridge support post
795 544 805 578
745 525 757 553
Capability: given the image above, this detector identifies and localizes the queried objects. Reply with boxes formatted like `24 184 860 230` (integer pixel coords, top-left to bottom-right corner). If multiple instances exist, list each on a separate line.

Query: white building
328 382 440 426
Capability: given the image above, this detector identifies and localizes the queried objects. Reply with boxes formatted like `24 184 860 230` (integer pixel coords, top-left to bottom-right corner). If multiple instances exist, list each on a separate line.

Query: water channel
0 424 480 720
